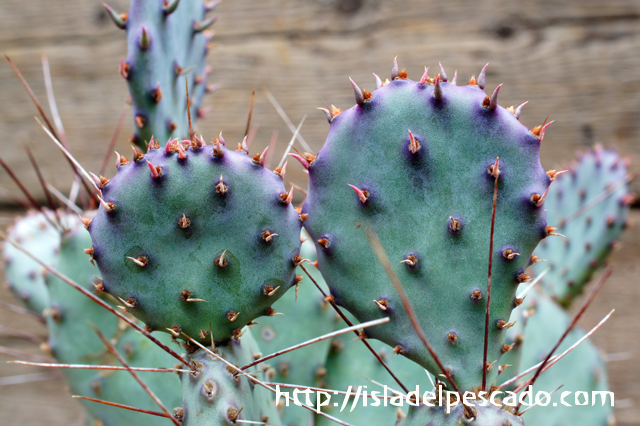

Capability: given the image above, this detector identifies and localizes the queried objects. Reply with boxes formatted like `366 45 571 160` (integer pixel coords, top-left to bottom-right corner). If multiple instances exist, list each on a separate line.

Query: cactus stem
72 395 171 418
419 67 430 85
348 184 369 203
163 0 180 15
146 160 162 179
215 250 227 268
433 75 443 100
103 3 127 29
439 63 448 82
478 63 489 90
482 156 500 391
193 16 218 33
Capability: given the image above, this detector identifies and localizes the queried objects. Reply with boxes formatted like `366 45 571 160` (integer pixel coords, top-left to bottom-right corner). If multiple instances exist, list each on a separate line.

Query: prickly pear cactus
501 291 613 426
45 215 182 426
87 141 302 343
316 313 433 426
180 330 281 425
253 235 338 426
302 61 552 391
399 404 524 426
533 146 632 307
3 210 61 314
106 0 217 148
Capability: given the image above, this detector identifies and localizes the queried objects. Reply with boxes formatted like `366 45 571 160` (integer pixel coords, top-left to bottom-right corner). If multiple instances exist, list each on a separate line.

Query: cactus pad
110 0 217 148
180 331 281 425
45 216 182 426
533 146 632 306
87 142 302 343
3 211 61 314
302 62 551 391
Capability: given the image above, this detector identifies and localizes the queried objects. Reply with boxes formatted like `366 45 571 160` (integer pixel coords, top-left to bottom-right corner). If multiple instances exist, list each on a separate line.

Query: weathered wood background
0 0 639 424
0 0 639 200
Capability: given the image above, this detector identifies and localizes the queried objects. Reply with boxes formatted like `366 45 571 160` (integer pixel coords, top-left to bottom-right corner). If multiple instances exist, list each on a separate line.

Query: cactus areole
302 62 552 391
87 142 302 344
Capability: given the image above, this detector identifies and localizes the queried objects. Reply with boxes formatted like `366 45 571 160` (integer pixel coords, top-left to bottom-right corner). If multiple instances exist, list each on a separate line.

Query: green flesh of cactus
3 211 61 314
44 216 182 426
399 404 524 426
180 330 281 426
533 146 631 307
88 143 302 344
253 235 338 426
499 290 613 426
302 62 552 391
109 0 217 148
315 312 433 426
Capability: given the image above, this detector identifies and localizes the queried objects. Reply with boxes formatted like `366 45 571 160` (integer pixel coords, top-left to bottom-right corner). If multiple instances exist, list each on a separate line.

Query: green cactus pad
3 211 63 314
180 330 281 425
533 146 631 307
45 216 182 426
88 142 302 344
303 63 551 391
500 291 614 426
399 404 524 426
316 312 434 426
253 235 338 426
113 0 217 148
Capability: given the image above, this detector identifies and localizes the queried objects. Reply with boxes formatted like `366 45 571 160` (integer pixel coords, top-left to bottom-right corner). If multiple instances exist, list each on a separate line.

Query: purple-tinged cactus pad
88 142 302 343
303 65 551 391
533 146 632 307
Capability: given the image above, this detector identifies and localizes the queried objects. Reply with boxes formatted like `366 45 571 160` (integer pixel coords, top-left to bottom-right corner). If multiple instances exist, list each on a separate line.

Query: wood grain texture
0 0 639 202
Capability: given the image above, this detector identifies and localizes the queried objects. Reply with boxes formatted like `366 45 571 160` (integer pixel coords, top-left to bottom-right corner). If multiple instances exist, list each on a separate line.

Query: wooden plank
0 0 639 200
